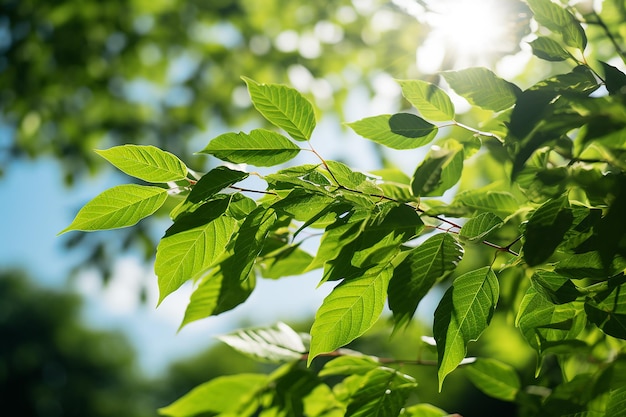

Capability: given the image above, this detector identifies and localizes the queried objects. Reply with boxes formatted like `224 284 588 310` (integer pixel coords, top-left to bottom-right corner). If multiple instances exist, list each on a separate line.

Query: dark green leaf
434 267 499 390
345 368 417 417
523 195 574 266
531 271 581 304
199 129 300 166
585 274 626 339
601 61 626 95
529 36 573 61
442 68 521 112
260 244 314 279
388 233 463 331
388 113 438 140
411 142 463 197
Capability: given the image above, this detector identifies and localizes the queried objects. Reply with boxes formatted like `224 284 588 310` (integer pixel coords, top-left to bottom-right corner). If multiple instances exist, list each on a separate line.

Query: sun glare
428 0 507 56
394 0 520 71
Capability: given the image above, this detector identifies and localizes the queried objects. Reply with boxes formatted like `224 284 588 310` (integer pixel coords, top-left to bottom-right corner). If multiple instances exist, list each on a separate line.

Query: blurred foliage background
2 0 625 415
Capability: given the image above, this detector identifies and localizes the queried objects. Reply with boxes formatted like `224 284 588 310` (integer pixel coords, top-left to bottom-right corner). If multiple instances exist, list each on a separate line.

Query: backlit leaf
442 68 521 112
319 356 380 377
200 129 300 166
348 114 436 150
465 358 521 401
242 76 316 142
460 212 503 242
60 184 167 234
454 189 520 217
523 194 573 266
585 274 626 339
397 79 455 121
156 202 237 304
95 145 188 182
388 233 464 331
526 0 587 51
308 266 393 364
433 267 499 390
158 373 268 417
217 322 308 363
411 142 463 197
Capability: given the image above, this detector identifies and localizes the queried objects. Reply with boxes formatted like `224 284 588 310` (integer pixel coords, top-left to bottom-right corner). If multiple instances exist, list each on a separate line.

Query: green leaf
59 184 168 234
531 270 581 304
319 356 380 377
199 129 300 166
180 265 255 328
516 286 586 355
411 142 464 197
526 0 587 51
345 368 417 417
388 113 438 139
156 200 237 304
217 322 308 363
95 145 188 183
465 358 521 401
585 274 626 339
529 36 573 62
260 244 314 279
442 67 521 112
433 267 499 390
242 76 316 142
308 266 393 364
347 114 436 150
171 166 249 219
454 189 520 218
158 373 268 417
460 212 503 242
397 79 455 121
523 194 573 266
607 386 626 417
388 233 464 331
325 160 383 194
402 403 448 417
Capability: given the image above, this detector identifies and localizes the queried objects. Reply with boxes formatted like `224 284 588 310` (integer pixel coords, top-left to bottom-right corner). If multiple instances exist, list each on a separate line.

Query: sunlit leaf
308 266 393 364
454 189 520 217
95 145 188 182
60 184 168 234
242 76 316 142
459 212 503 242
402 403 449 417
156 200 237 304
217 322 308 363
158 373 268 417
347 114 436 150
526 0 587 51
388 233 463 331
397 79 455 121
434 267 499 390
442 68 521 112
465 358 521 401
260 244 314 279
607 386 626 417
199 129 300 166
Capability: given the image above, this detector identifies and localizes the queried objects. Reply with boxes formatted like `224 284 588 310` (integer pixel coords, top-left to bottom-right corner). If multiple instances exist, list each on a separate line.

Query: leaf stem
453 121 504 143
589 11 626 66
229 185 278 196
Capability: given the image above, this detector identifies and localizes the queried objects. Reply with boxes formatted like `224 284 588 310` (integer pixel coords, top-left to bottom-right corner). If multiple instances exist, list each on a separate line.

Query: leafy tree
0 270 153 417
59 0 626 416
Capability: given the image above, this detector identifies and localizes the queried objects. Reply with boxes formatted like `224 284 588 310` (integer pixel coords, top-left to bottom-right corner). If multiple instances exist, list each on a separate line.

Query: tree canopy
53 0 626 415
